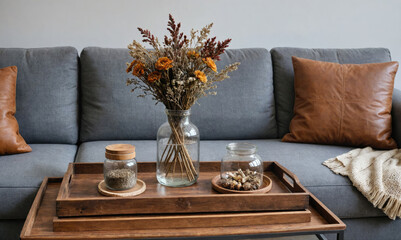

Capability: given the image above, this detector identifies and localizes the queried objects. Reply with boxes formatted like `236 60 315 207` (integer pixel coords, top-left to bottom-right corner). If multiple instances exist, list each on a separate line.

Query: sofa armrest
392 88 401 146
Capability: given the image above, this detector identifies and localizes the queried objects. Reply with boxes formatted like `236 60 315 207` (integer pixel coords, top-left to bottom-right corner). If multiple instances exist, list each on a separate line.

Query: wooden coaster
98 179 146 197
211 175 272 194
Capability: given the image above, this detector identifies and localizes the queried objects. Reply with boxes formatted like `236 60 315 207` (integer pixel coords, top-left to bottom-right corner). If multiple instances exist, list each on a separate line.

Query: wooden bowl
211 174 272 194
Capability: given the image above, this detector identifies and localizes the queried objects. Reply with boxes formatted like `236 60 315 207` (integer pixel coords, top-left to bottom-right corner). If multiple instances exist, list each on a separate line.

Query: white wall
1 0 401 88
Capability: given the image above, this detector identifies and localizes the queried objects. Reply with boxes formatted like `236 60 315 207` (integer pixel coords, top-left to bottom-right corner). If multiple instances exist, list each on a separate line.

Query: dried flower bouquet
126 14 239 183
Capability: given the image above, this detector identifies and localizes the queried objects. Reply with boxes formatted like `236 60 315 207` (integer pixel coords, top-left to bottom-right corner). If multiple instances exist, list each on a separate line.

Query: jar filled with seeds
104 144 137 191
220 143 263 191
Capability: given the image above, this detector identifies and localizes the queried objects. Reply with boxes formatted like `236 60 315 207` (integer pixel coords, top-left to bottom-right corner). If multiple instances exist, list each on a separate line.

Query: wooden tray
53 210 311 232
21 178 345 240
56 162 309 217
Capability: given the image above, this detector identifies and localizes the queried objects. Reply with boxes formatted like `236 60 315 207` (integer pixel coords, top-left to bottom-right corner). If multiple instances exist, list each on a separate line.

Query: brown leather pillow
0 66 31 155
282 57 399 149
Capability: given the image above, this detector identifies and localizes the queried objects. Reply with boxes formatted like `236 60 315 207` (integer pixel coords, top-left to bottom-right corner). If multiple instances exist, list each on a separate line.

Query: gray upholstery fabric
75 140 156 163
270 47 392 138
192 49 276 140
0 144 76 219
325 217 401 240
0 47 79 144
392 89 401 146
76 139 384 218
0 220 24 240
80 47 276 142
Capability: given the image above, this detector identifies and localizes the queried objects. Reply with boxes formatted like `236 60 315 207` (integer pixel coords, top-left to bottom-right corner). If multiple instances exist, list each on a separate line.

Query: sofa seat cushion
0 144 77 219
76 140 156 163
76 139 384 218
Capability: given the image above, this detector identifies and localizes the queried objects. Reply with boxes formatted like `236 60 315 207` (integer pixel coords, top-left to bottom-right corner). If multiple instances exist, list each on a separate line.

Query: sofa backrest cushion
271 47 392 138
80 47 277 141
0 47 79 144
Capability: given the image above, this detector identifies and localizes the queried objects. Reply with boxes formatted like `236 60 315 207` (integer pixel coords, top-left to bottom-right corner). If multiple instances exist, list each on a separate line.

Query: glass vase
157 109 200 187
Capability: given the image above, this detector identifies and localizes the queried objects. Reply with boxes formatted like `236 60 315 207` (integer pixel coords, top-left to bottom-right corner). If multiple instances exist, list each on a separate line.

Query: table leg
337 231 345 240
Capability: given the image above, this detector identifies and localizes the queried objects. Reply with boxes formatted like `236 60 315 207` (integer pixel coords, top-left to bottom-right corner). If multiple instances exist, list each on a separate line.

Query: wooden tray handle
273 162 302 192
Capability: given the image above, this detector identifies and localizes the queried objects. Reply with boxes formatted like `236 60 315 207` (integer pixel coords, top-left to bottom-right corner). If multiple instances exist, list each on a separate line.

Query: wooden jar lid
105 144 136 160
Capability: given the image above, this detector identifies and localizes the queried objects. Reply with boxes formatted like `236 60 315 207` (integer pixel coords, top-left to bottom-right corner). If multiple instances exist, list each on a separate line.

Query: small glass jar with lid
104 144 137 191
220 143 263 191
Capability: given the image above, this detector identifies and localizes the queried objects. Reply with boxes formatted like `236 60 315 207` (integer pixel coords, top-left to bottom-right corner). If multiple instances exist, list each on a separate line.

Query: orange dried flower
203 57 217 72
132 61 145 77
155 57 173 71
148 71 162 83
195 70 207 83
187 50 200 58
126 60 137 73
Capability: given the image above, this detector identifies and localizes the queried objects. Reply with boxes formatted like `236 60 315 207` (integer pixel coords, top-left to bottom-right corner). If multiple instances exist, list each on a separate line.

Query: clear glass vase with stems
157 109 200 187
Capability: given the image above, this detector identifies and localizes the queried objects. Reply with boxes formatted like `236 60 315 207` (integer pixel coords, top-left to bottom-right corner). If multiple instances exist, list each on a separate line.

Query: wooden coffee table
20 163 345 240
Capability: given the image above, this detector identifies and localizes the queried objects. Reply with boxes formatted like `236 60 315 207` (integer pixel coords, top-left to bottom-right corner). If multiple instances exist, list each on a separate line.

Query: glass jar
104 144 137 191
157 109 200 187
220 143 263 191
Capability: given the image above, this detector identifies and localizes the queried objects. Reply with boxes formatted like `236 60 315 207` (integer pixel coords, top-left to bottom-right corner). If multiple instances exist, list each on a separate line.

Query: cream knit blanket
323 147 401 220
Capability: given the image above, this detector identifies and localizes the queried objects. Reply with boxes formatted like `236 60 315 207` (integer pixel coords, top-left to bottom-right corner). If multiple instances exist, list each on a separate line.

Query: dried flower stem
161 118 197 181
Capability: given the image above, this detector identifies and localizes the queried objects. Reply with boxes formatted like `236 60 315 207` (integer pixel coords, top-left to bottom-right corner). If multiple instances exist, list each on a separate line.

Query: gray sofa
0 46 400 240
